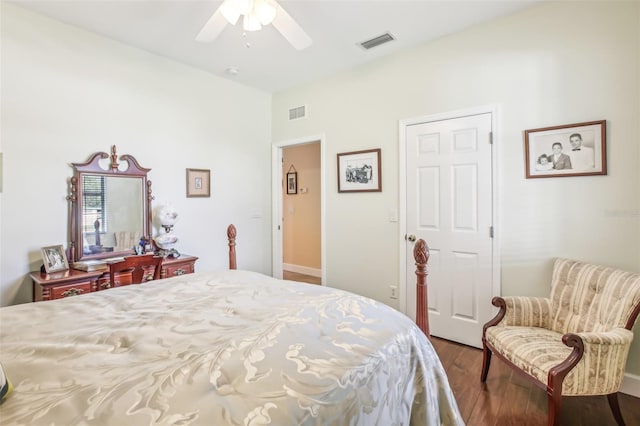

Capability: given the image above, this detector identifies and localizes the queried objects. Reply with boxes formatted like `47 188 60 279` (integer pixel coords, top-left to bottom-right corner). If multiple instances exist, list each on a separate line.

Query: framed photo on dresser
41 244 69 273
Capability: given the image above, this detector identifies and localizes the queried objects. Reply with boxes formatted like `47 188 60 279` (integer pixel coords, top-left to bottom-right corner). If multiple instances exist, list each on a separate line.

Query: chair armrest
554 329 634 395
484 296 552 332
575 328 634 347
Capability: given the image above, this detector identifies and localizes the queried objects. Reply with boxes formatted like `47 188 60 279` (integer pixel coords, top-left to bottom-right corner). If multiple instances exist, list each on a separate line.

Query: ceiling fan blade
272 3 312 50
195 8 228 43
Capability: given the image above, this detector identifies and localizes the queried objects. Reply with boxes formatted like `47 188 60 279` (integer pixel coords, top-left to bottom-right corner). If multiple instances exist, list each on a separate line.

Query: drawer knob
61 288 84 297
174 269 186 276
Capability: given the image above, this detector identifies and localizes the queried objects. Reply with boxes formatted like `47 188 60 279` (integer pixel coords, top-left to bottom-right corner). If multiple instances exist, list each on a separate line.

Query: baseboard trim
621 372 640 398
283 263 321 278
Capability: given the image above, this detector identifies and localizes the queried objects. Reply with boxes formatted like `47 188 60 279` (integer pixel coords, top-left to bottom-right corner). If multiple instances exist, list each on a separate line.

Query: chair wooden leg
607 393 626 426
480 343 492 382
547 392 562 426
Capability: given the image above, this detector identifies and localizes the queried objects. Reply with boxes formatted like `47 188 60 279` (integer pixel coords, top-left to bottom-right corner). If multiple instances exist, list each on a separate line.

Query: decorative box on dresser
31 255 198 302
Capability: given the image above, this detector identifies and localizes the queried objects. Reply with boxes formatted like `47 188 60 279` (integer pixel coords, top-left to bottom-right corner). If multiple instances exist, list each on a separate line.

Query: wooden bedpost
414 239 430 338
227 224 237 270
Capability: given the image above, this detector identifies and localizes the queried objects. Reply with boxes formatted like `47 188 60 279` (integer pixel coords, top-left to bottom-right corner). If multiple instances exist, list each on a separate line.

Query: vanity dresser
30 255 198 301
31 146 198 302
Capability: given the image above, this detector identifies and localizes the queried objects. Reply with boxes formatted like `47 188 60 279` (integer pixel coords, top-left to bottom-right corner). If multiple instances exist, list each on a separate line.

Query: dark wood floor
283 270 321 285
430 337 640 426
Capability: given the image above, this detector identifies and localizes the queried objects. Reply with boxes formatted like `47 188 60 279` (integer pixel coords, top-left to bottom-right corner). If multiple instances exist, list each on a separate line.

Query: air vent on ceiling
359 32 395 50
288 105 306 121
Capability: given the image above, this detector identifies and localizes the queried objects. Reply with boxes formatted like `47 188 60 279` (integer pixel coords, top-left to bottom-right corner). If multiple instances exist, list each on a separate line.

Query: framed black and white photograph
524 120 606 179
286 171 297 194
337 148 382 193
186 168 211 197
41 244 69 273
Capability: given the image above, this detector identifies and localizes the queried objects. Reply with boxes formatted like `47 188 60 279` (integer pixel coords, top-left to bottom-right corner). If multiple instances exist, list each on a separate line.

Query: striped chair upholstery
481 258 640 426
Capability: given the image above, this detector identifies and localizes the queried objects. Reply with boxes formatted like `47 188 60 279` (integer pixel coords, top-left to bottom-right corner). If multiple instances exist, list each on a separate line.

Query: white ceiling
8 0 540 93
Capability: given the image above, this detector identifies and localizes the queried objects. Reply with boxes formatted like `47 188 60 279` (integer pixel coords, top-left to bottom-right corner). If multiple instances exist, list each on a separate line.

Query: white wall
272 2 640 375
1 4 272 306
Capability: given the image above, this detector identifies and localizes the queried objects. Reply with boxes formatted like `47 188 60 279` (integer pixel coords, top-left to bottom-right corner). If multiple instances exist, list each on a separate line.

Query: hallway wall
282 143 321 275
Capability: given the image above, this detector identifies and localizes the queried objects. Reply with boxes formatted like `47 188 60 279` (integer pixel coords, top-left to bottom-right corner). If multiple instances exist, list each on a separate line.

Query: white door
405 112 494 348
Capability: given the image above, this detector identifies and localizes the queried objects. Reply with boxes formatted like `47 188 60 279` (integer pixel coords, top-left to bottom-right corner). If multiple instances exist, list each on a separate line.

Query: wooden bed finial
227 224 237 270
414 239 430 338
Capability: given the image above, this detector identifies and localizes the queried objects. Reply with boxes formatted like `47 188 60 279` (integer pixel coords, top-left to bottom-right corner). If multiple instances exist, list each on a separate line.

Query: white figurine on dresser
155 205 179 258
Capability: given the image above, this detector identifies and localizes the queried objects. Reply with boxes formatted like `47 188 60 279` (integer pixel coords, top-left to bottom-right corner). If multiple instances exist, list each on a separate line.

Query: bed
0 226 462 425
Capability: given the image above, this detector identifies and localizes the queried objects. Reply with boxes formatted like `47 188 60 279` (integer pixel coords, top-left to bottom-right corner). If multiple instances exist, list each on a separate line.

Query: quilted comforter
0 269 462 425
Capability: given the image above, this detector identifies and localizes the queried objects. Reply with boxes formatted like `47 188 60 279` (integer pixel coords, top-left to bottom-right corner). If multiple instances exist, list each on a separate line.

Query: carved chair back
549 258 640 334
108 255 163 288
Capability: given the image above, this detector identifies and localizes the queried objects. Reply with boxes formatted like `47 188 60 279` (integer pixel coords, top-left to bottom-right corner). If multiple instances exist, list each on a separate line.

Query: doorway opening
272 135 325 285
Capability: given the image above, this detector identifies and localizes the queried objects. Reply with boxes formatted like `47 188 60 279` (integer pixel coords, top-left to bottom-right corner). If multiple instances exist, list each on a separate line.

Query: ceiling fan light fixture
196 0 312 50
243 13 262 31
255 0 277 26
221 0 276 31
220 0 241 25
232 0 253 15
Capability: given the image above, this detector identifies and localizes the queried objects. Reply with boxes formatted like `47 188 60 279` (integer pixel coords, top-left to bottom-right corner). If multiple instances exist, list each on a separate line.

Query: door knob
407 234 416 242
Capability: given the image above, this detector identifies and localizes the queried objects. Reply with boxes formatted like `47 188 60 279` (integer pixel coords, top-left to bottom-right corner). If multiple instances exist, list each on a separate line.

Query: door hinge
489 132 493 144
489 226 494 238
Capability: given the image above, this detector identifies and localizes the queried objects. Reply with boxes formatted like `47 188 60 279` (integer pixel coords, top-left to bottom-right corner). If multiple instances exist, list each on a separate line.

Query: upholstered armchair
481 258 640 426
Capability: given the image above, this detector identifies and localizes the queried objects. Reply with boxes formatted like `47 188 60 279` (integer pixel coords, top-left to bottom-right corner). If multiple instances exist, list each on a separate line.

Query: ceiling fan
196 0 312 50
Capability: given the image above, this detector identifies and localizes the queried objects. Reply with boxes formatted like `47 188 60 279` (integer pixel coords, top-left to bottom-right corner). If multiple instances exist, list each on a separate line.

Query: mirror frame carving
68 146 153 263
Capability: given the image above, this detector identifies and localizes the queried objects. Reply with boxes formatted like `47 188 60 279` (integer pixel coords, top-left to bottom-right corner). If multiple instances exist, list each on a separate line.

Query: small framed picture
41 245 69 273
337 148 382 193
186 168 211 197
524 120 606 178
286 172 297 194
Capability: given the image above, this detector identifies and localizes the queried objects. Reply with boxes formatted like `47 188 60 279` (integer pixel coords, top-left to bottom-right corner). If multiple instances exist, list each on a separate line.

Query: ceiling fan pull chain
241 31 251 49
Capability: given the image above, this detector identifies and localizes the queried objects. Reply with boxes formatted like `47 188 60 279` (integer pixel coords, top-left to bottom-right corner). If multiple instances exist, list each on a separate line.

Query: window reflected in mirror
81 175 144 255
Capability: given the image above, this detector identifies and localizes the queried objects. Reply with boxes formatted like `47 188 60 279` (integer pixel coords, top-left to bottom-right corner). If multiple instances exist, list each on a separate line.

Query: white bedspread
0 269 462 425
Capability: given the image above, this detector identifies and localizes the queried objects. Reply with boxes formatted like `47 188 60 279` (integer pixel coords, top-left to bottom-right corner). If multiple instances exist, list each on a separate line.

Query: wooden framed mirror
68 146 152 263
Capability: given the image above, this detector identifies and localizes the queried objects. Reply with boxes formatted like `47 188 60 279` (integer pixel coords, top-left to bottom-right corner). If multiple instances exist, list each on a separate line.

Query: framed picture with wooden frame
524 120 606 178
286 171 297 195
186 168 211 197
41 244 69 273
337 148 382 193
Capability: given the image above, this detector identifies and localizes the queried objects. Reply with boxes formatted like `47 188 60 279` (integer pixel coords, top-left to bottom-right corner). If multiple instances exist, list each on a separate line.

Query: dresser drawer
97 268 158 290
163 262 194 278
50 281 92 299
31 270 102 301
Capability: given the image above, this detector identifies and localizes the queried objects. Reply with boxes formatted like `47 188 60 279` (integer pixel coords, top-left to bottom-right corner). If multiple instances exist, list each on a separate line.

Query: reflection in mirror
69 146 152 262
81 176 144 255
